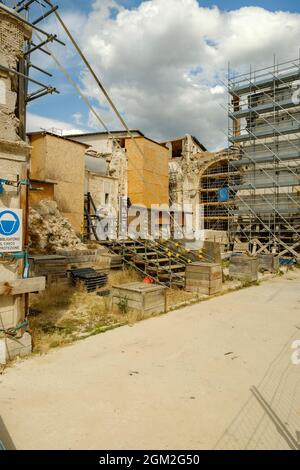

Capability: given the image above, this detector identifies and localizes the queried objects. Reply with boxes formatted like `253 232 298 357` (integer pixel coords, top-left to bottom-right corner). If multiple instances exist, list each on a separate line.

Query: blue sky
52 0 300 13
200 0 299 11
22 0 300 149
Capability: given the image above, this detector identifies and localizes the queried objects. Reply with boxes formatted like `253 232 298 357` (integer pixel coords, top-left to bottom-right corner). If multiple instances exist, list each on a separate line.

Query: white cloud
31 0 300 150
210 86 225 95
27 112 84 135
30 9 88 72
72 112 83 126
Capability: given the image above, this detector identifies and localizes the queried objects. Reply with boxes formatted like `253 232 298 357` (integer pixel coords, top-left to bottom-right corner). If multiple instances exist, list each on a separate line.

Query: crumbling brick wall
0 8 31 141
0 7 32 362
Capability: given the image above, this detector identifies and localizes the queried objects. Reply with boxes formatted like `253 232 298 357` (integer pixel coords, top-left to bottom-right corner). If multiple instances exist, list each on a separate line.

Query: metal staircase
84 193 210 288
101 239 188 287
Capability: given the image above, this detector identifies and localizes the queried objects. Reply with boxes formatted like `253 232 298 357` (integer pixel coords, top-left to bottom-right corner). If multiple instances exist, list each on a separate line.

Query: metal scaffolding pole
228 58 300 260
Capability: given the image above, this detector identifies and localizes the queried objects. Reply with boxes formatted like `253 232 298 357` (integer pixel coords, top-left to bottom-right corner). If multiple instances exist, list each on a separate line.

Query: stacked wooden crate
257 254 279 273
202 241 222 264
29 255 70 288
102 253 123 269
185 262 222 295
229 255 258 282
112 282 167 314
57 248 111 271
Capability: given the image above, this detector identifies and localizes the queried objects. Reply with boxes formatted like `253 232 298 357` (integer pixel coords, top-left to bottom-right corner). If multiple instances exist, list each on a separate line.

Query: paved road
1 272 300 450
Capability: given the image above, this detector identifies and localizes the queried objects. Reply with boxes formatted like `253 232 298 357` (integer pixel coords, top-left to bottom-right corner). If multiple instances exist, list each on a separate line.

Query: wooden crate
29 255 70 288
112 282 167 314
229 255 258 282
102 253 123 269
202 241 222 264
185 262 222 295
257 254 279 273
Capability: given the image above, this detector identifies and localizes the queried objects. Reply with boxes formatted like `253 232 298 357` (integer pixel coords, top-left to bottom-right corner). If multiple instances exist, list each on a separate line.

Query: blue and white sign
0 209 23 252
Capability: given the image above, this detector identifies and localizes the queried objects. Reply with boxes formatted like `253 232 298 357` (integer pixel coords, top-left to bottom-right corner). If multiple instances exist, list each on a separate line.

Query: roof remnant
27 130 90 147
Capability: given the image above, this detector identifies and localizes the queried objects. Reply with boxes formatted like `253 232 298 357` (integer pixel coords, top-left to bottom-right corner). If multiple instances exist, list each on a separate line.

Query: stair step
170 281 185 287
146 264 185 272
159 271 185 278
134 257 172 263
112 245 151 252
165 264 186 270
130 251 158 257
96 240 187 288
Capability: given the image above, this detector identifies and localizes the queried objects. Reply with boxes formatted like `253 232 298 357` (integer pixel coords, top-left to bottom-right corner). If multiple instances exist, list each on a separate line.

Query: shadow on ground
215 327 300 450
0 417 16 450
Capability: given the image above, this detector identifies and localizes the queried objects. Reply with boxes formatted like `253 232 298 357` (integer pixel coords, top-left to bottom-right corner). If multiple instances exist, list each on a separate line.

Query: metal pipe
0 2 64 45
24 35 57 56
28 62 53 77
26 87 58 102
30 41 51 56
0 64 58 91
16 0 36 12
32 5 58 25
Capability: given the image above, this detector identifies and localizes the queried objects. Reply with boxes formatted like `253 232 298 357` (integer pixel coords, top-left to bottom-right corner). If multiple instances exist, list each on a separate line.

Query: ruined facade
162 135 207 209
68 131 170 240
70 131 169 208
163 135 240 237
69 130 133 200
0 7 36 363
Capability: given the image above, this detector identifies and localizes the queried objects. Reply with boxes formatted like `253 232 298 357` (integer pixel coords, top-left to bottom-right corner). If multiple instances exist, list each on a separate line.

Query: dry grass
166 288 198 308
30 285 121 354
29 268 152 355
29 268 200 356
107 267 142 287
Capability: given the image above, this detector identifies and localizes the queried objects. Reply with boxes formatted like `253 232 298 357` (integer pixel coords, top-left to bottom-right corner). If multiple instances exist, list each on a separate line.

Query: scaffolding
228 59 300 260
199 152 241 231
0 0 64 140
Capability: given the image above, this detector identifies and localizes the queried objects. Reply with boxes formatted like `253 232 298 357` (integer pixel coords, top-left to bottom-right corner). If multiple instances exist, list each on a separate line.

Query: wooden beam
0 277 46 296
278 241 300 258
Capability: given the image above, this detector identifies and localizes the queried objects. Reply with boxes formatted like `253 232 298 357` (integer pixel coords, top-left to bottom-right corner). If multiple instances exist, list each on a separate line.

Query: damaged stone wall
70 133 128 201
106 140 128 198
0 8 31 141
0 7 32 364
168 134 238 236
168 134 209 207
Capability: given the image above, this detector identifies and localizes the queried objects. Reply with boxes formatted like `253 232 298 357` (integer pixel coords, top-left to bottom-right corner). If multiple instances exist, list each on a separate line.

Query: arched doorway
199 158 240 231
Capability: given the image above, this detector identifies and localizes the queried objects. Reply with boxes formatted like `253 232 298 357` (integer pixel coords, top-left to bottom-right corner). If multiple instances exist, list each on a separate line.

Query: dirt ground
0 270 300 450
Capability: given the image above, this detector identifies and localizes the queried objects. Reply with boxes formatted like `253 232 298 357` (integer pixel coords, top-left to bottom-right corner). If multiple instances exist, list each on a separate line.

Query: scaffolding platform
228 58 300 260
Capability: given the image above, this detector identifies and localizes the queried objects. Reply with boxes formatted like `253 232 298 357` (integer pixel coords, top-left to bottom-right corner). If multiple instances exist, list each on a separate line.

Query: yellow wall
30 134 47 181
29 133 86 233
29 181 55 207
126 137 169 208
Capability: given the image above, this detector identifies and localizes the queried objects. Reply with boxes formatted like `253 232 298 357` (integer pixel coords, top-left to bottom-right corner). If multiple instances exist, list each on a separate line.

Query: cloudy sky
16 0 300 150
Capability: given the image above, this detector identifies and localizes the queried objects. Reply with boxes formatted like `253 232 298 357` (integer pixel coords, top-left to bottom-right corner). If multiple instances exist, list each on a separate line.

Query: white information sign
0 208 23 252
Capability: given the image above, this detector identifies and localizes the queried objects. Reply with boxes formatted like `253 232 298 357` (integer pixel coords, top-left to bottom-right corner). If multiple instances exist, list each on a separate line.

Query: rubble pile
29 200 86 253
